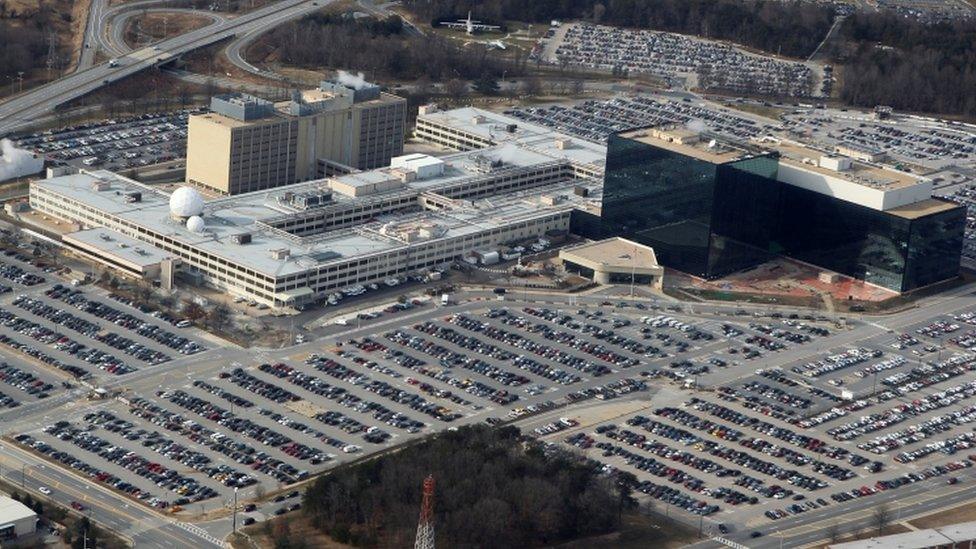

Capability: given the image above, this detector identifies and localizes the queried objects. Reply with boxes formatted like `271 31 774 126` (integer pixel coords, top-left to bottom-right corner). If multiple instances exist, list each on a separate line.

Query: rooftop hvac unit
270 248 290 260
231 233 252 245
91 181 110 192
123 191 142 203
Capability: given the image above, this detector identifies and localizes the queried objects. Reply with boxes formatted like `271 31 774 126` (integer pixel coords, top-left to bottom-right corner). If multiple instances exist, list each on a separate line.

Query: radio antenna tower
414 475 435 549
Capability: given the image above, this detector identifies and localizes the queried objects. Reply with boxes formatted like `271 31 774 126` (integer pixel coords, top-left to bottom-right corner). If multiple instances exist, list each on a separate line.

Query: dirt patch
235 514 354 549
180 38 285 88
124 12 213 48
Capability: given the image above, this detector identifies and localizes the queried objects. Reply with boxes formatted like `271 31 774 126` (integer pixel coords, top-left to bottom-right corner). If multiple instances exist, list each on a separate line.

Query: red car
71 501 85 511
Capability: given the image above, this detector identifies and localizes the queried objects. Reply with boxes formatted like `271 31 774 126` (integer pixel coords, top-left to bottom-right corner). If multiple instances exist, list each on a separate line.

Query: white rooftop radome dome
170 186 204 218
186 215 206 233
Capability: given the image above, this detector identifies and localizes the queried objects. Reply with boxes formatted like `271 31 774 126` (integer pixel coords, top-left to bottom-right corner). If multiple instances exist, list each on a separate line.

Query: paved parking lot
14 109 199 172
1 238 976 547
531 22 822 97
506 95 776 145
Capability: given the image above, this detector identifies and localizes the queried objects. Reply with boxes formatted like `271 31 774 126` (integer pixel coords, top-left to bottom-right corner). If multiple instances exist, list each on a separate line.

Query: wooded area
258 12 522 82
0 9 62 82
403 0 835 58
302 426 636 548
833 13 976 117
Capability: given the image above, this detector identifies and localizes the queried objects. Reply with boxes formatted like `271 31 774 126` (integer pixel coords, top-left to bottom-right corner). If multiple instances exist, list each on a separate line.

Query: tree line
0 16 60 82
257 12 523 82
302 425 635 548
403 0 835 58
832 12 976 117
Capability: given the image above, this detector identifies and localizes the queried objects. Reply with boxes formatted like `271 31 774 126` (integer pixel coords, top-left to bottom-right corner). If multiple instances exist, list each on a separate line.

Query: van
441 294 450 306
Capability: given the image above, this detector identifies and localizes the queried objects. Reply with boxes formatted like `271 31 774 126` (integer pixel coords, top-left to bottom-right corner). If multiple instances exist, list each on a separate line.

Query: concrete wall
776 162 931 211
185 116 232 193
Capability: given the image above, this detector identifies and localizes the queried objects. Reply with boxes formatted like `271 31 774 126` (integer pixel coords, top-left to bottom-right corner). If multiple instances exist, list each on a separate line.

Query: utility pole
630 247 637 298
414 475 435 549
232 487 239 533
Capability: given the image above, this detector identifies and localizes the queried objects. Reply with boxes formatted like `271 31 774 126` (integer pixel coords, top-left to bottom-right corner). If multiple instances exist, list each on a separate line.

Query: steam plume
337 70 368 90
0 139 43 182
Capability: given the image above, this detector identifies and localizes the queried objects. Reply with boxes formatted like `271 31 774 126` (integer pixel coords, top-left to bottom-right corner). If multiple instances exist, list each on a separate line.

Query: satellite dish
186 216 206 233
170 187 205 218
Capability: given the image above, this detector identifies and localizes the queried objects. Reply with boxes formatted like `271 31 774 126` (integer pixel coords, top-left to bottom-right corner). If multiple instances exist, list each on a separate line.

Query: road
0 0 324 137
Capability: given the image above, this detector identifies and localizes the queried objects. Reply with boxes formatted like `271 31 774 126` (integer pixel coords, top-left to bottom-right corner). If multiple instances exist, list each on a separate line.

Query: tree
827 522 841 543
571 78 584 96
520 77 542 97
207 302 232 330
873 503 890 536
443 78 468 101
592 3 606 23
473 72 500 96
182 300 205 322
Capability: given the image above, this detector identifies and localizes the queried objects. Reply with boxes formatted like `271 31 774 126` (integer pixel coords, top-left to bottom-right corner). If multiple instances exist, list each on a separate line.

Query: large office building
30 110 604 309
599 126 964 292
185 79 406 195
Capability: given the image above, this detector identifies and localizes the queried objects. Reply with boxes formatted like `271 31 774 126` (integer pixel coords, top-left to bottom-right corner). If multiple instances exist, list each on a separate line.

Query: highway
0 0 323 136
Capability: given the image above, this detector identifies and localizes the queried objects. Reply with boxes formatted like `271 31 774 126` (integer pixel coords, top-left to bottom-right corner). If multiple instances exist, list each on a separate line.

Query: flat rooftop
64 228 172 267
828 520 976 549
618 127 746 163
0 495 36 523
192 111 259 129
886 197 962 219
776 141 921 190
561 237 659 268
34 170 597 279
418 107 607 173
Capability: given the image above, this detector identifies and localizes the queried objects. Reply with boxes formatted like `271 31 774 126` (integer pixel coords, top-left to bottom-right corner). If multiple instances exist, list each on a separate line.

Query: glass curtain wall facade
601 133 780 279
601 133 716 277
599 131 964 292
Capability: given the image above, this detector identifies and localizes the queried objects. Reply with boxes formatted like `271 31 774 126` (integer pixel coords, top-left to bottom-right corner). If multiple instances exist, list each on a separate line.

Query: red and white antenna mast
414 475 435 549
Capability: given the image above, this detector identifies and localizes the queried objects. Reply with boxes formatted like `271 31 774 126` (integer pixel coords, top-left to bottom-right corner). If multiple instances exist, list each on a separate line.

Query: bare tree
873 503 890 536
827 521 840 543
571 78 585 96
443 78 468 102
521 77 542 97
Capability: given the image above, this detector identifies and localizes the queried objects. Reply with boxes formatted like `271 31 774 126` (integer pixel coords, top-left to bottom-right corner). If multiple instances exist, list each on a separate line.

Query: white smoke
685 119 707 133
0 139 43 182
336 70 368 90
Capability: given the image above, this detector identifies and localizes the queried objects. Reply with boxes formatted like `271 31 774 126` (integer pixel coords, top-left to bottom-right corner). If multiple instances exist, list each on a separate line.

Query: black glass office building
600 132 781 279
598 130 964 292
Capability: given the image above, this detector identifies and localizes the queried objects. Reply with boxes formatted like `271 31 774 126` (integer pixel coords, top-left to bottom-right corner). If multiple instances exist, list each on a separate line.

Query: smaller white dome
186 215 206 233
170 186 205 218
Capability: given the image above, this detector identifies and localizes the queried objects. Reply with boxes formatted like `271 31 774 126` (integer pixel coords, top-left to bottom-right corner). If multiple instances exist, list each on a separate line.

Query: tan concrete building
186 80 406 195
559 237 664 289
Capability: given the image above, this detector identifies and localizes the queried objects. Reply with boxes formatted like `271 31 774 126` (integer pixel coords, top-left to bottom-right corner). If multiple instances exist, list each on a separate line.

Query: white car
38 487 51 495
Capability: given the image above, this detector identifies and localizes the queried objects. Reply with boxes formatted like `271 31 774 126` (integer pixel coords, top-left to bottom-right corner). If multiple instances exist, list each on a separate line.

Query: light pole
232 486 239 533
